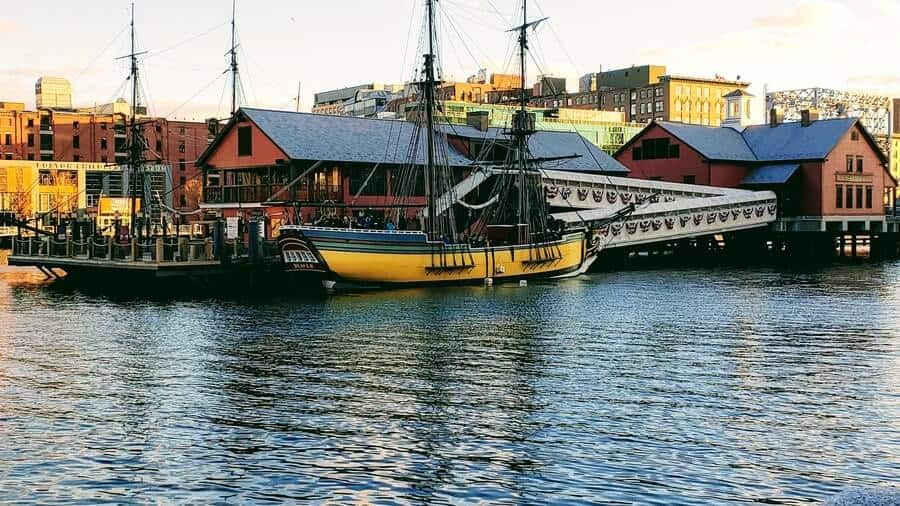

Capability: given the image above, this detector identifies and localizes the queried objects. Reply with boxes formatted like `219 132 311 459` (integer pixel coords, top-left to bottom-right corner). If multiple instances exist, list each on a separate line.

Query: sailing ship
279 0 603 288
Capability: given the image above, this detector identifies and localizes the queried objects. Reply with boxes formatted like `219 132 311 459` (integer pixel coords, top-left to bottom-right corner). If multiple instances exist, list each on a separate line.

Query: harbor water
1 258 898 504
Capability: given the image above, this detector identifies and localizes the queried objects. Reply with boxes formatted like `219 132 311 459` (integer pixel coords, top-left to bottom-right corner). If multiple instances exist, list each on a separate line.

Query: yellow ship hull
279 227 593 287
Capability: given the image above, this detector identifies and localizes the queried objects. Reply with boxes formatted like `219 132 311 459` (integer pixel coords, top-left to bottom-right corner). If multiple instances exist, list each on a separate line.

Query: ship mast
229 0 239 116
119 2 147 238
510 0 546 244
422 0 438 239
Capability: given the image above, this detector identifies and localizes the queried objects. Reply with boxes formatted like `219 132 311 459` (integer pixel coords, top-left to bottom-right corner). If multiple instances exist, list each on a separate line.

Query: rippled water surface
1 257 899 504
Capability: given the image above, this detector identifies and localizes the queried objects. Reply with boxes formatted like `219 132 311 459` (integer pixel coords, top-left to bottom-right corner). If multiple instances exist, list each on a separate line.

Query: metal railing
11 235 282 265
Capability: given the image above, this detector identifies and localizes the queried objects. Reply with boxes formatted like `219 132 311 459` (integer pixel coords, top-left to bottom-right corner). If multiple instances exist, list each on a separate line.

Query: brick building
615 100 897 232
527 65 751 127
0 101 210 213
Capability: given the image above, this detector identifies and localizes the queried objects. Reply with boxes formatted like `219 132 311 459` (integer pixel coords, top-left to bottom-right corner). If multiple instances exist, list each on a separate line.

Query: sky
1 0 899 121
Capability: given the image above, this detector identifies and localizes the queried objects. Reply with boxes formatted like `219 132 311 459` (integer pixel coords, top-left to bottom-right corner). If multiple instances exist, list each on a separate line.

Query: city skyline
1 0 898 120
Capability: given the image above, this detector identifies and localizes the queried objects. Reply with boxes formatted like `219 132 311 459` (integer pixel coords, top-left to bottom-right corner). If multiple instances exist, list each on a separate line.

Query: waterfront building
768 88 899 180
0 99 209 214
197 108 627 234
0 159 172 235
427 100 644 155
615 94 897 232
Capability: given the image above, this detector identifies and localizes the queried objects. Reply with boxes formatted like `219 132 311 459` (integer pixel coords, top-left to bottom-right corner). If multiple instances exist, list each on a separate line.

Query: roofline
660 75 751 87
196 110 290 168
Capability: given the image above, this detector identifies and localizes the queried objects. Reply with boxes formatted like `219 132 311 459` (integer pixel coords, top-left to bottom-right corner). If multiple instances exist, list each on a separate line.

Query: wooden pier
6 234 299 290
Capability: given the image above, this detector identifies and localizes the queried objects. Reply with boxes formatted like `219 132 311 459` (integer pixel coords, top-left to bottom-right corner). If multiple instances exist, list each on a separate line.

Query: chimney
769 107 784 128
466 110 489 132
800 108 819 127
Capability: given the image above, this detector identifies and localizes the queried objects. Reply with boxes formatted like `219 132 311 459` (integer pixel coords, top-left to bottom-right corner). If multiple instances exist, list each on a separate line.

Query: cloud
0 19 21 35
872 0 900 17
845 74 900 96
637 0 862 91
754 0 851 31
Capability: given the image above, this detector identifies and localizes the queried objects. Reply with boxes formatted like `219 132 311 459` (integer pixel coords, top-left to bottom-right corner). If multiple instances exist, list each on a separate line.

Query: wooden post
189 243 197 261
107 238 113 260
87 237 93 259
131 238 137 261
205 238 213 260
66 238 72 257
851 234 857 257
156 237 164 264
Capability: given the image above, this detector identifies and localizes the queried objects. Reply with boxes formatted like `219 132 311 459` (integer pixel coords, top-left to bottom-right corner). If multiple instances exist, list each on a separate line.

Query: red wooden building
196 108 628 236
615 114 897 232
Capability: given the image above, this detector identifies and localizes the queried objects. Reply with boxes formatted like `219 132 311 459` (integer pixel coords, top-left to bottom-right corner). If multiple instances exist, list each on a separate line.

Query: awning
741 163 801 185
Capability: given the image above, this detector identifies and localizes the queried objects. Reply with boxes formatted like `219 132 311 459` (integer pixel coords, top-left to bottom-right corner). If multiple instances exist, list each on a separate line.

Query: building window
630 91 636 101
865 186 873 208
101 156 107 163
683 175 696 184
655 87 663 97
27 154 34 160
856 186 863 208
40 153 52 161
178 141 185 153
632 147 643 160
846 155 854 172
100 137 108 150
179 126 186 135
73 135 80 149
179 195 187 207
27 118 34 128
4 154 11 160
179 176 186 186
836 185 844 208
27 134 34 147
640 103 646 114
846 186 853 208
656 101 664 112
3 133 10 145
856 156 863 172
179 158 186 171
73 155 80 162
72 121 80 130
851 130 860 141
156 140 162 152
638 138 680 160
100 123 107 130
237 126 252 156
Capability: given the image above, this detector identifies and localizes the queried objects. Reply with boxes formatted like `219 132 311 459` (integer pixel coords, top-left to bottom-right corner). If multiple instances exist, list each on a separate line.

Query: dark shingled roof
741 163 801 185
241 108 473 167
657 121 756 161
233 108 628 174
655 117 866 164
741 118 858 161
440 124 629 174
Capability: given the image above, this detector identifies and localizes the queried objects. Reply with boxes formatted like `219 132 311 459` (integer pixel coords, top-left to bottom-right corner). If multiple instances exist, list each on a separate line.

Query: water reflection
1 260 899 503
